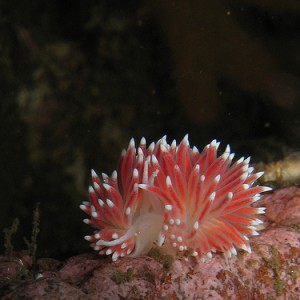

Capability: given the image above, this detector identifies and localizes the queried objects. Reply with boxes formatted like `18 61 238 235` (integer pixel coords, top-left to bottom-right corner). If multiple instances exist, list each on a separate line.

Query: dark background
1 0 300 258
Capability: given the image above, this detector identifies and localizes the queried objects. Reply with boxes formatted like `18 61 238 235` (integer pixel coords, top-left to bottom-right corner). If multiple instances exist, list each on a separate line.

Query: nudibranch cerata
80 135 270 261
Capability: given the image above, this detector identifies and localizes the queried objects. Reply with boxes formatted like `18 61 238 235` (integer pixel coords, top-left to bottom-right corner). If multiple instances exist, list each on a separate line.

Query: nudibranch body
80 135 270 261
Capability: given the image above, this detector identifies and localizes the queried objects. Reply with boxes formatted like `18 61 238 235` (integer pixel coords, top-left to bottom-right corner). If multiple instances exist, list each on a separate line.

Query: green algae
111 268 134 284
3 218 20 261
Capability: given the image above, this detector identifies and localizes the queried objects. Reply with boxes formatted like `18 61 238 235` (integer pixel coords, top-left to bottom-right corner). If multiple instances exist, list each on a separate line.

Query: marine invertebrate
81 135 270 261
259 152 300 187
80 137 166 261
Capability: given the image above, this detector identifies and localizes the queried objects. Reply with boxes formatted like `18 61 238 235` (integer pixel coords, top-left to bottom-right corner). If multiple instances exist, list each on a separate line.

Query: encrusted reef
1 186 300 299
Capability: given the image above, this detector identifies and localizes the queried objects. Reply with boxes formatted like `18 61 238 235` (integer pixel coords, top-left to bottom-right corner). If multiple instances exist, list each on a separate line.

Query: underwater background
1 0 300 258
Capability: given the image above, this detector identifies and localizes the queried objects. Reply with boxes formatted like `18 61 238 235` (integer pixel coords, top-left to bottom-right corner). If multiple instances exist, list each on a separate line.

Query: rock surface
1 187 300 299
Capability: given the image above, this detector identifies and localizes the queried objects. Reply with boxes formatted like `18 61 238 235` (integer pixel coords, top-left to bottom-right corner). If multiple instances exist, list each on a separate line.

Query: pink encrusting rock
1 186 300 299
259 186 300 226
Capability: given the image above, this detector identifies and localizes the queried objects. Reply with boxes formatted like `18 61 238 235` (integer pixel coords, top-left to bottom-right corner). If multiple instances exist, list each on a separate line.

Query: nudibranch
80 135 270 261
